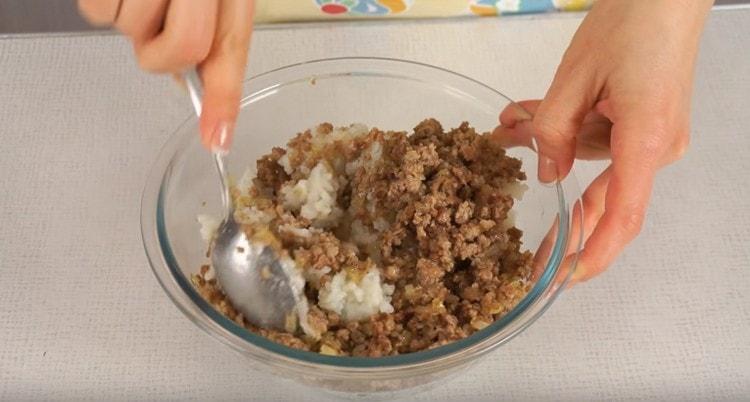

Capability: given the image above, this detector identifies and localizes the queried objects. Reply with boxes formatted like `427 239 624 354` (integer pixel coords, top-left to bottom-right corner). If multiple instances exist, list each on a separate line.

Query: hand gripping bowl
141 57 582 398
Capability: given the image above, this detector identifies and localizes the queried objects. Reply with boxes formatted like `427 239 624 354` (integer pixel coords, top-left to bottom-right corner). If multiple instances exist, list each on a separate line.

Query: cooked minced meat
192 119 532 357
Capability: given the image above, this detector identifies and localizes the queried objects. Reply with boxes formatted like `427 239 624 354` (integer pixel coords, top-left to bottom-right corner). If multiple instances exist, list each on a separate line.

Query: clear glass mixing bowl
141 57 582 398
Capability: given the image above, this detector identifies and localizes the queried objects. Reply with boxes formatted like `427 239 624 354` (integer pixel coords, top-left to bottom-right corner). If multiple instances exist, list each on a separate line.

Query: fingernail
538 153 558 183
201 120 219 151
210 121 233 153
514 103 534 121
569 260 586 286
201 125 212 150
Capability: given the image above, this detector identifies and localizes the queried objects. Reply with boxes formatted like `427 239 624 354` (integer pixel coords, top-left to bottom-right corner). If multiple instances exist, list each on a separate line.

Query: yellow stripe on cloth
253 0 592 24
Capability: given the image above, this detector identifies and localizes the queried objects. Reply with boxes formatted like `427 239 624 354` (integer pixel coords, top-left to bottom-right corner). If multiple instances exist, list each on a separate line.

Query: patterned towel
255 0 593 23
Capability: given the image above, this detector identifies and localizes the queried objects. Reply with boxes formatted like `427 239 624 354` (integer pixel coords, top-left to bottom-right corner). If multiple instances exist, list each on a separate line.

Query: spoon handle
183 68 232 215
184 68 203 116
213 151 231 214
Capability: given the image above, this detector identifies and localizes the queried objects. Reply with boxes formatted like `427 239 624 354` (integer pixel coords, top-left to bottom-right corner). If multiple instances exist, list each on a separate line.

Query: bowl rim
141 56 579 372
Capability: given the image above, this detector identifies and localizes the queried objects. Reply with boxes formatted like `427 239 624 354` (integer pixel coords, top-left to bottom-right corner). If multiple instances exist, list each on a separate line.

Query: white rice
236 167 255 197
501 209 519 230
235 206 273 226
345 139 382 176
312 123 368 149
278 153 293 175
318 267 394 321
302 265 331 286
278 224 321 239
280 162 342 227
350 219 378 246
277 257 319 339
196 214 220 243
505 181 528 200
373 218 390 233
502 182 526 229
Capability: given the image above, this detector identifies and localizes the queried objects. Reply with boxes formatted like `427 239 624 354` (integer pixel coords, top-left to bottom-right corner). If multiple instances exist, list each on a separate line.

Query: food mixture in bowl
192 119 533 357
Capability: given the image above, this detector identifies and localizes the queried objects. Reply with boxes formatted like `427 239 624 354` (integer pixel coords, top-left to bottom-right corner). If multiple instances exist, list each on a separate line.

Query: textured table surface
1 9 749 401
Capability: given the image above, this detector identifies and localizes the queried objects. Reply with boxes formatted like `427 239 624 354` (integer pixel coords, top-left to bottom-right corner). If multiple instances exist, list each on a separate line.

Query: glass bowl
141 57 582 398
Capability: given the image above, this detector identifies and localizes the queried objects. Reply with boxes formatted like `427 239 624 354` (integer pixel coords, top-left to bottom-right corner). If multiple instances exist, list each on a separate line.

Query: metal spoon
184 69 302 331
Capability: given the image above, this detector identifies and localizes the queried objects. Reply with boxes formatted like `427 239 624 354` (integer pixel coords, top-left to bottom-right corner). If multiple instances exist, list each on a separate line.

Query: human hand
78 0 254 151
494 0 712 285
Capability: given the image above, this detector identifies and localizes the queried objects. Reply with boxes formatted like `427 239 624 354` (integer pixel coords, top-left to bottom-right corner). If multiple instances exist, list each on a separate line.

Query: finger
115 0 170 44
571 166 610 254
574 119 612 160
134 0 219 73
563 166 611 287
533 166 610 282
499 100 540 128
666 133 690 164
78 0 122 26
532 49 600 183
572 122 662 283
661 121 691 166
492 115 612 160
499 100 611 155
198 0 255 151
490 125 535 150
531 215 557 282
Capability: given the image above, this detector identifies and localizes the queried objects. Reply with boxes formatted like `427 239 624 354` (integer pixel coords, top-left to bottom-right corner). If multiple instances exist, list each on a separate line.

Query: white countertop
1 9 749 401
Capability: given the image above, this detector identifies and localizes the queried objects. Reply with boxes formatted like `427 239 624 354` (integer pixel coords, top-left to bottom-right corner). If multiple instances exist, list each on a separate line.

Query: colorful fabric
254 0 593 23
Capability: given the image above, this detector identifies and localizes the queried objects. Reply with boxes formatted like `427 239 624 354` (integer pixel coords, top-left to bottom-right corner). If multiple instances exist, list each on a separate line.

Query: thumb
530 57 600 182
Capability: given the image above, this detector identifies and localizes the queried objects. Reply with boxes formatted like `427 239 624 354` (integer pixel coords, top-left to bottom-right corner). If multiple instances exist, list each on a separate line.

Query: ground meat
255 147 289 195
192 119 532 356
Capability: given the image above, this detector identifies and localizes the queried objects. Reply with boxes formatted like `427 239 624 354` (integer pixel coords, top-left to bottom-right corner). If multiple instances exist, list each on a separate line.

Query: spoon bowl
210 211 301 330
